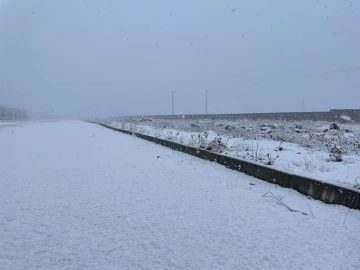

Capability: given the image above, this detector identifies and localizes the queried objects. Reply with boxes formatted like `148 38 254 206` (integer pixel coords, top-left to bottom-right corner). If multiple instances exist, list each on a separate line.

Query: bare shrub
303 157 316 171
265 154 279 165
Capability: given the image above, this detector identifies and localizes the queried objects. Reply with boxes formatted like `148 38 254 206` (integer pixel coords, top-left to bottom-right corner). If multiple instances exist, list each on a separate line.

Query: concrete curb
94 122 360 210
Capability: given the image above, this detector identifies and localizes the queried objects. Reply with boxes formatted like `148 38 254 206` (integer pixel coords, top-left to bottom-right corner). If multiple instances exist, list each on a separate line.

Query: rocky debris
225 125 235 131
190 123 200 129
261 123 276 129
329 123 340 130
260 123 276 136
329 144 343 162
138 117 153 122
344 133 354 138
205 138 226 153
115 118 360 156
327 129 340 136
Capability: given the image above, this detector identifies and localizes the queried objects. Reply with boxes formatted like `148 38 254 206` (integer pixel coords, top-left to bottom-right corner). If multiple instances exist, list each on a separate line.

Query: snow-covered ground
0 121 27 129
1 121 359 269
105 118 360 190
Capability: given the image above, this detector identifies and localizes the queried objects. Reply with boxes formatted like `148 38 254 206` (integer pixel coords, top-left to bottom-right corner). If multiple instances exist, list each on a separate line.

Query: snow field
0 121 359 269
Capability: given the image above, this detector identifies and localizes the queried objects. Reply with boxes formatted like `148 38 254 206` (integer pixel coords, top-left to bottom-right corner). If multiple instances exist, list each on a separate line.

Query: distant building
0 106 27 120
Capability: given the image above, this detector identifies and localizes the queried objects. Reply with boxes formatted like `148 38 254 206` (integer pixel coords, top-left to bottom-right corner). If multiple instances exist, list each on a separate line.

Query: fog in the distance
0 0 359 118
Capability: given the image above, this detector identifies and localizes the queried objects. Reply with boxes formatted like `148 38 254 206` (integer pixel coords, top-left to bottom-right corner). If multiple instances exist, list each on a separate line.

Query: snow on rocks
107 118 360 190
341 115 352 121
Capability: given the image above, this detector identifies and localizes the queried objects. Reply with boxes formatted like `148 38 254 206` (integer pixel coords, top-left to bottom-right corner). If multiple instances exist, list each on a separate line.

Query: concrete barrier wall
109 109 360 123
95 122 360 210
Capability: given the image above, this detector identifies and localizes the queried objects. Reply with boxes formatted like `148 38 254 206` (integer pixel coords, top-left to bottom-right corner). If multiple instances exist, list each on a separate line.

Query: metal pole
22 93 28 120
169 91 175 115
22 93 28 111
205 90 208 114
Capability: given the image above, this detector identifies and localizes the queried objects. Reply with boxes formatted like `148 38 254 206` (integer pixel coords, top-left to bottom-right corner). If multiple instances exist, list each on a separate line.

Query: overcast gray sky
0 0 359 118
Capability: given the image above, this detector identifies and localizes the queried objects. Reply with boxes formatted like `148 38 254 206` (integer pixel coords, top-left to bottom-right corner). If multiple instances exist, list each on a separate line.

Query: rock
139 117 153 122
344 133 354 138
294 124 302 129
225 125 235 131
190 123 200 129
340 115 351 121
327 129 339 136
295 128 302 133
345 129 353 133
206 138 226 153
261 123 276 129
329 144 343 162
329 123 340 130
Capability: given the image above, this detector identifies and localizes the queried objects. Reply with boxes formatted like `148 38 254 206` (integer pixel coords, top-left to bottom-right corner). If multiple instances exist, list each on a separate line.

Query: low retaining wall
109 109 360 123
95 122 360 210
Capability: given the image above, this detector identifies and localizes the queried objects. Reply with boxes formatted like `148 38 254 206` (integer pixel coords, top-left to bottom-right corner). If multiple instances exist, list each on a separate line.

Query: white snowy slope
107 122 360 189
0 121 359 270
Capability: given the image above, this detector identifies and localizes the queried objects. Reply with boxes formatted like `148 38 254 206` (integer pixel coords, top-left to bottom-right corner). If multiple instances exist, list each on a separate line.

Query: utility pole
205 90 208 114
22 92 28 111
21 93 28 120
302 100 305 112
169 91 176 115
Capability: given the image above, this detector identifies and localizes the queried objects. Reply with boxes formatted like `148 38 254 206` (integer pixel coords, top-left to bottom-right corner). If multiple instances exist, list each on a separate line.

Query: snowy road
0 121 359 270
